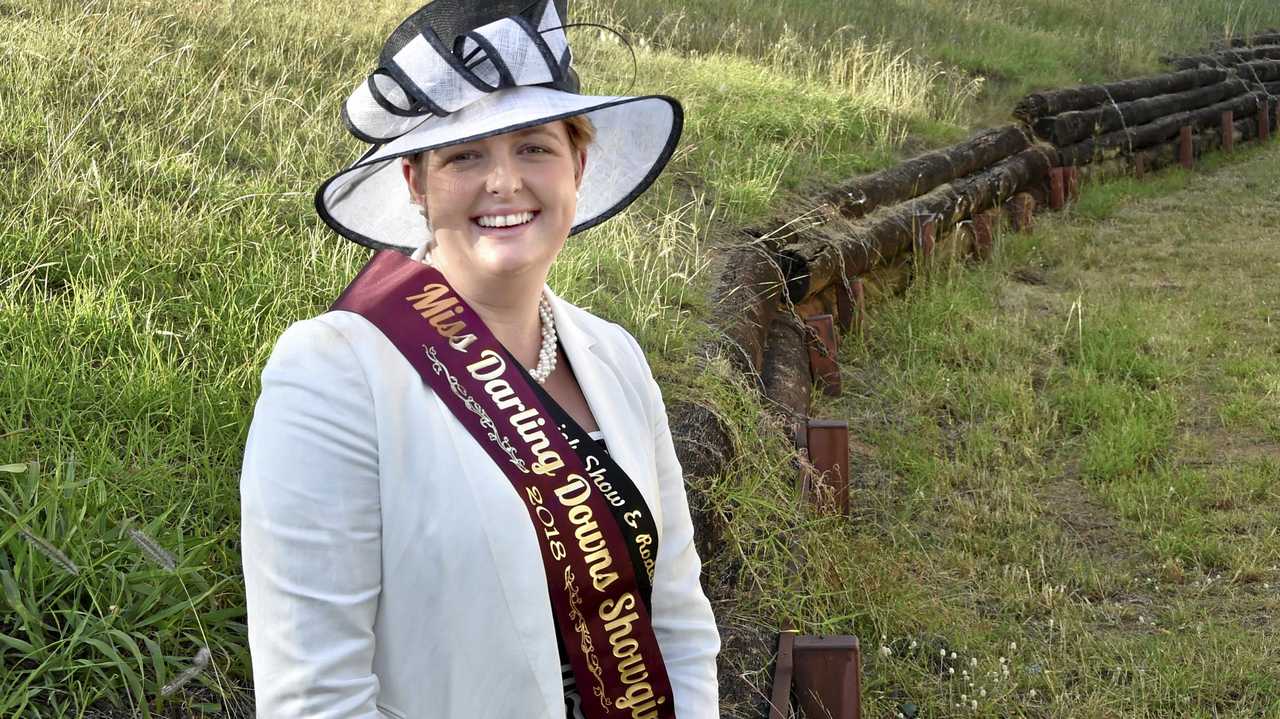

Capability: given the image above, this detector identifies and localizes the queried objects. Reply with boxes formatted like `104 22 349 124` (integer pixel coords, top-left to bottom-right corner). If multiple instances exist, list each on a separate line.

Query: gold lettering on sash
555 478 619 591
599 593 663 718
405 284 477 351
466 349 506 380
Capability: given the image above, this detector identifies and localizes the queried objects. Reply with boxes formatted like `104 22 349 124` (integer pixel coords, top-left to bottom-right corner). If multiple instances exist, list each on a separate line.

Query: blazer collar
541 285 659 516
542 283 596 352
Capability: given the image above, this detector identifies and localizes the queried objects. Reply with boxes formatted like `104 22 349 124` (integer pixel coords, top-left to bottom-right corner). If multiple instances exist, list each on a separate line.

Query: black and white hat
315 0 683 252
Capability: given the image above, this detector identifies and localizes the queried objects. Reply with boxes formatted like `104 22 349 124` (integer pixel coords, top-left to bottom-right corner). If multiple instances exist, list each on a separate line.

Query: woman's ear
401 155 427 203
574 147 588 189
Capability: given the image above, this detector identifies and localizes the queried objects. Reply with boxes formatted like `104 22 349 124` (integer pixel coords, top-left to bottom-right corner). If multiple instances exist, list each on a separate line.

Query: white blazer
240 283 721 718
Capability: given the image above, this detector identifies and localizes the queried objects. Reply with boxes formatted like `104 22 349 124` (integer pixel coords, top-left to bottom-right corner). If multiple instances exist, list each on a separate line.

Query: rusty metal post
1259 101 1271 143
805 419 850 516
1180 125 1194 169
834 278 854 335
914 213 936 259
804 314 841 396
1005 192 1035 233
793 636 863 719
768 631 797 719
1134 152 1146 179
972 210 997 261
1048 167 1065 210
849 277 867 333
1065 166 1080 203
1221 110 1234 153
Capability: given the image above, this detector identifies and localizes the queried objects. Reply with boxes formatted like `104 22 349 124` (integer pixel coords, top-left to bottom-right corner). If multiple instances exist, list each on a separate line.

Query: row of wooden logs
758 101 1276 719
686 39 1280 719
1165 44 1280 70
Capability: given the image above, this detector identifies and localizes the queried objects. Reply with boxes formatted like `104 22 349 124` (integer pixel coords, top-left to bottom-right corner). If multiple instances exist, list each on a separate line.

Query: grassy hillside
589 0 1280 124
2 0 1279 716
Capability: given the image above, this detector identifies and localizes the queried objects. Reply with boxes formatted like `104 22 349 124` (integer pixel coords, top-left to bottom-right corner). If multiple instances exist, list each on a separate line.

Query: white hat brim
315 86 682 252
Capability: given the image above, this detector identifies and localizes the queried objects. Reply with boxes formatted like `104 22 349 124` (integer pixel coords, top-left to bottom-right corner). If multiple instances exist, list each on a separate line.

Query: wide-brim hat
315 0 683 253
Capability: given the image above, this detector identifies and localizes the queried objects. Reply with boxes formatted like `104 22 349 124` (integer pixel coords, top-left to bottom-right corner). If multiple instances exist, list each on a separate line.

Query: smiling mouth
473 210 539 230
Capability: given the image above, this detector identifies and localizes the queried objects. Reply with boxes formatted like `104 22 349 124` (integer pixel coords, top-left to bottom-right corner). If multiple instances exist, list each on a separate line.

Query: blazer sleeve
623 331 722 718
240 317 383 718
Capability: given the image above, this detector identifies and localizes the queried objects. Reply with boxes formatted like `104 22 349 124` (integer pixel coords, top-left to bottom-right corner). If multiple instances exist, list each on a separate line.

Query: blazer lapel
545 286 662 523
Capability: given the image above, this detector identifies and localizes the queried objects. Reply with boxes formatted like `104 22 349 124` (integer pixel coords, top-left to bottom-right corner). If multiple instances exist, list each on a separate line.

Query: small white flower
910 640 918 649
1009 642 1018 651
949 667 955 675
980 688 987 697
1000 656 1008 664
880 645 892 657
971 699 978 710
1030 689 1038 698
970 657 978 667
961 694 968 701
951 651 958 660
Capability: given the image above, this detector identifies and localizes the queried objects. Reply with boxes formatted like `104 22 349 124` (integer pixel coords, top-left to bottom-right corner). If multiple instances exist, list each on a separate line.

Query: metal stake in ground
1180 126 1195 169
1221 110 1235 153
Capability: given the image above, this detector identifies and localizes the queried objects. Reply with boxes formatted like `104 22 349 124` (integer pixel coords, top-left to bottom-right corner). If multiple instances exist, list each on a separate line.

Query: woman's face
402 120 586 284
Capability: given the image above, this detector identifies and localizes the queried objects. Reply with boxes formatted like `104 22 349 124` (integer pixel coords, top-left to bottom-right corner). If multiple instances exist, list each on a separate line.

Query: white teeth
477 211 534 228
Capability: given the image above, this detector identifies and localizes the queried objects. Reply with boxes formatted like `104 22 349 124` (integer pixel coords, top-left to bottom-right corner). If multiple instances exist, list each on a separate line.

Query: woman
239 1 720 717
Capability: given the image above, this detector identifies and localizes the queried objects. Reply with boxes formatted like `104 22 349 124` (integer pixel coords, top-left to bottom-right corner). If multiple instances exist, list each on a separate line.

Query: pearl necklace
419 252 558 384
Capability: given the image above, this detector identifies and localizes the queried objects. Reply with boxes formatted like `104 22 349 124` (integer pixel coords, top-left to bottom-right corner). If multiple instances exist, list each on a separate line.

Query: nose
484 154 523 196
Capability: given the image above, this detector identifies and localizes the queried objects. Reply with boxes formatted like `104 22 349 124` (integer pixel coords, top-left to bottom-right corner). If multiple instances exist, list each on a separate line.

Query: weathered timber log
1236 60 1280 84
1034 79 1250 145
1167 45 1280 70
759 314 812 423
777 146 1055 303
708 239 786 381
860 253 913 305
820 126 1030 218
1014 69 1227 123
1211 31 1280 49
1076 116 1259 185
1055 91 1266 166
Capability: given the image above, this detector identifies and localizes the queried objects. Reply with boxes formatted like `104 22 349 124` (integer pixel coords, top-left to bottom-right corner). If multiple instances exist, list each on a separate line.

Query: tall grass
4 0 1280 715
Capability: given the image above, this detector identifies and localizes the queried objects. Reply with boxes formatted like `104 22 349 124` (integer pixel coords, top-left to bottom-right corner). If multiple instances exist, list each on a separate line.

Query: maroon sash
331 250 676 719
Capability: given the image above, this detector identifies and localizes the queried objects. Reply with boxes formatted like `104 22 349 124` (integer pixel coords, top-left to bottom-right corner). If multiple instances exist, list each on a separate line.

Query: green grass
808 143 1280 717
4 0 1280 715
589 0 1280 123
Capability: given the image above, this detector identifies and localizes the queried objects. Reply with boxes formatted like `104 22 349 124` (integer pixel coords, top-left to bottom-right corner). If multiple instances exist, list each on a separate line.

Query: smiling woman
401 120 592 291
239 0 719 717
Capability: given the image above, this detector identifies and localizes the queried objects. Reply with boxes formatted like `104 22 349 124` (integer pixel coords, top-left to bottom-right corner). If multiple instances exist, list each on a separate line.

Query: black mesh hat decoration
315 0 684 252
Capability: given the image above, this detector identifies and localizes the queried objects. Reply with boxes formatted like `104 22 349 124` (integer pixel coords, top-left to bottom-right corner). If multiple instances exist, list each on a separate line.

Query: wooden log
1076 116 1258 185
859 252 913 305
1014 68 1228 123
708 239 785 381
777 147 1054 303
1055 90 1266 166
1167 45 1280 70
1212 31 1280 49
819 126 1029 219
760 313 812 422
1034 79 1250 145
1236 60 1280 84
